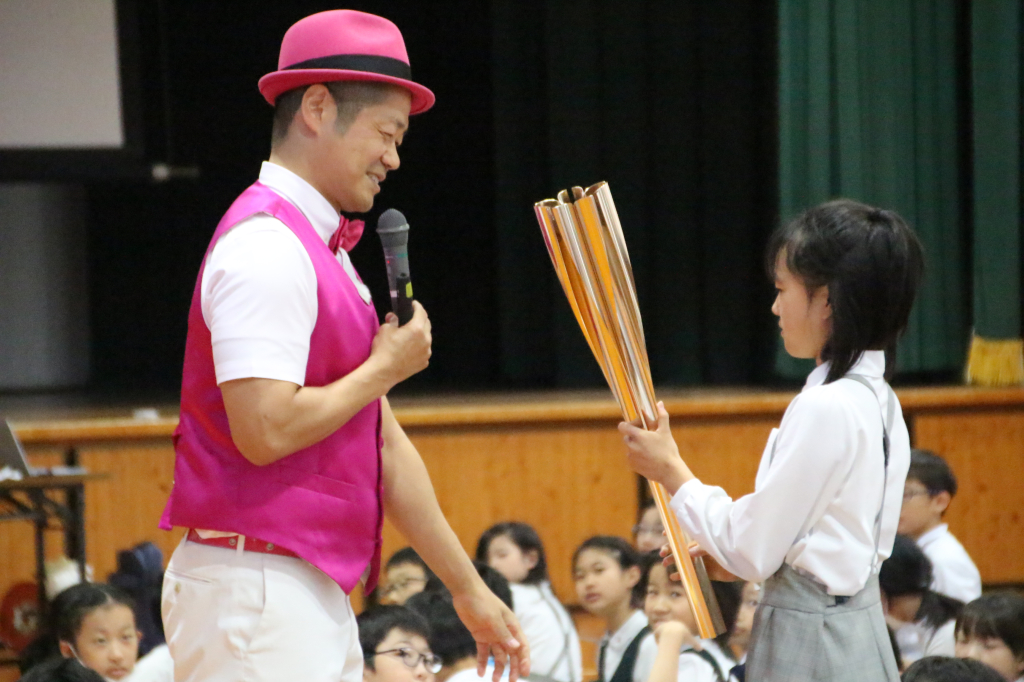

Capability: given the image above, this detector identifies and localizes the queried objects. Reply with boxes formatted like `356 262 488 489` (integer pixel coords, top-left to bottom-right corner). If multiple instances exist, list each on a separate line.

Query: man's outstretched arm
379 397 531 682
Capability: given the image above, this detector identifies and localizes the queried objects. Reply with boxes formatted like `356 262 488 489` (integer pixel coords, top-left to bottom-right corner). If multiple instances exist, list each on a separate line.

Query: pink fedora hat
258 10 435 114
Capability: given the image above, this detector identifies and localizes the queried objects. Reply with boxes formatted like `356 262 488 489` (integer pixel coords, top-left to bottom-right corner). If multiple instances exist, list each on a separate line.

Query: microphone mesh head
377 208 409 233
376 209 409 248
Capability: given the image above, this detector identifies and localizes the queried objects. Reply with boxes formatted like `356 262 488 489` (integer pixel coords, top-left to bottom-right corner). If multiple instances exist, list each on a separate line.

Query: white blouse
510 582 583 682
670 351 911 595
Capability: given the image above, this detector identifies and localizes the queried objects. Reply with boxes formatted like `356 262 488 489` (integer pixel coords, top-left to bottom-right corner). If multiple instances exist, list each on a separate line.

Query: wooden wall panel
913 410 1024 585
76 443 183 582
385 423 640 605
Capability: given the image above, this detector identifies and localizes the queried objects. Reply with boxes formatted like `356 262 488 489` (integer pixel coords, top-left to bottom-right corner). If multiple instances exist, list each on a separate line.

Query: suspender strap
681 648 727 682
601 626 652 682
845 374 897 569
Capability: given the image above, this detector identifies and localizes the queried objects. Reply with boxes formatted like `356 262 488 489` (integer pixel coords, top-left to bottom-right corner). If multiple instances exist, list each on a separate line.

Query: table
0 473 109 606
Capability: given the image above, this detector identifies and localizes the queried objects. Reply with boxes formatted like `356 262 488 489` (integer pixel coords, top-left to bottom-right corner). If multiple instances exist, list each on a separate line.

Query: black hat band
283 54 411 81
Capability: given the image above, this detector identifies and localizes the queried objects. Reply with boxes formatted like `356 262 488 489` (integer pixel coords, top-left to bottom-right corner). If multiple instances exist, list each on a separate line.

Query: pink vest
160 182 383 593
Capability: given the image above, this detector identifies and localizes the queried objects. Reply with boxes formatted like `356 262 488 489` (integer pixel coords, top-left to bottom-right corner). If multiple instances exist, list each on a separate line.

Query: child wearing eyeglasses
406 563 515 682
897 449 981 604
359 605 443 682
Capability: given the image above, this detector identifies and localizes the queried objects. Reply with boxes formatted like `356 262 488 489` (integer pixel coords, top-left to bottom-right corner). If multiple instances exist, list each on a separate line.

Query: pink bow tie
328 216 365 254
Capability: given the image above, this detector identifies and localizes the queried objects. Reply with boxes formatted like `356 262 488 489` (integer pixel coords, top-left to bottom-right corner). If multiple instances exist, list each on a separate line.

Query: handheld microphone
375 208 414 325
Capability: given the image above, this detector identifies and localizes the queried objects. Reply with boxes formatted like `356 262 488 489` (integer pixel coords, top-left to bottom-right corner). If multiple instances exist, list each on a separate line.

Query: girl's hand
653 621 701 651
618 402 694 494
660 542 740 583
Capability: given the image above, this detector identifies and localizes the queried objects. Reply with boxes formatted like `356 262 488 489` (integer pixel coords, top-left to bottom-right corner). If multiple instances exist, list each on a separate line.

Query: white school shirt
510 582 584 682
598 611 658 682
895 618 957 667
124 644 174 682
670 351 911 595
200 161 371 387
674 645 721 682
698 639 734 679
917 524 982 602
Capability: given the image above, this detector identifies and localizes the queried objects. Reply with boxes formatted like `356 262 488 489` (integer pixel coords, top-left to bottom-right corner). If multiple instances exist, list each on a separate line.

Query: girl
955 592 1024 682
22 582 173 682
634 502 665 553
573 536 656 682
477 522 583 682
880 534 963 664
728 582 760 663
621 199 924 682
639 550 725 682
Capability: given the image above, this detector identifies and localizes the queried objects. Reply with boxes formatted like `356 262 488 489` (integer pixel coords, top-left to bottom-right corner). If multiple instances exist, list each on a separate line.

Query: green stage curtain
777 0 966 379
971 1 1021 343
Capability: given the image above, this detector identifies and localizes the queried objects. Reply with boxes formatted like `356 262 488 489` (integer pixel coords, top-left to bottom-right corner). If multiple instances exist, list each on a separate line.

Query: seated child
727 582 760 664
898 449 982 602
406 562 514 682
633 502 665 554
880 535 963 665
902 656 1007 682
573 536 656 682
22 582 173 682
955 592 1024 682
476 522 583 682
358 604 442 682
639 550 725 682
383 547 439 606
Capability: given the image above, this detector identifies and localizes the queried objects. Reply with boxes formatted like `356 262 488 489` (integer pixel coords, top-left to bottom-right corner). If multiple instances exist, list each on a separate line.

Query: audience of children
572 536 656 682
21 582 173 682
633 502 665 554
406 562 514 682
902 656 1007 682
382 547 439 606
358 605 442 682
897 449 982 603
637 550 725 682
476 522 584 682
880 535 964 665
954 592 1024 682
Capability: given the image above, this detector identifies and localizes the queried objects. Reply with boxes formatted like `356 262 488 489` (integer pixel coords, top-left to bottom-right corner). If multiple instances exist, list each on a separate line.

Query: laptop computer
0 418 86 478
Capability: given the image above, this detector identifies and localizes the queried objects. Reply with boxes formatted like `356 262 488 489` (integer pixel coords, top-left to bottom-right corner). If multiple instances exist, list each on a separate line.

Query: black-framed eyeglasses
369 647 443 674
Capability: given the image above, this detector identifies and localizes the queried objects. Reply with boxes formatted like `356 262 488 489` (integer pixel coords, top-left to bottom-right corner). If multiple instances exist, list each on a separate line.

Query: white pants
161 536 362 682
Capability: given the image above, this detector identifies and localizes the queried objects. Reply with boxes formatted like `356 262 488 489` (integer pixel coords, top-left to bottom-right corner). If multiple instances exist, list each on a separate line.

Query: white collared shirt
510 582 583 682
917 523 982 602
597 610 657 682
670 351 911 595
200 161 372 386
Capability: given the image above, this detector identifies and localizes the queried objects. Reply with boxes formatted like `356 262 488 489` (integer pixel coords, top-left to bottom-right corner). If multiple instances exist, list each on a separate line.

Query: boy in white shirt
897 449 982 603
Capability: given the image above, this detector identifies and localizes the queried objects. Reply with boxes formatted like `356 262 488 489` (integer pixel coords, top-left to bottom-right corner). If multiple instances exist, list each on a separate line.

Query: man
159 10 528 682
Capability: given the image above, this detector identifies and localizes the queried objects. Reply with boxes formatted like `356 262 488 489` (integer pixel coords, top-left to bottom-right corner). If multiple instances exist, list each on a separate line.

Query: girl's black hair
902 656 1007 682
574 536 643 609
956 592 1024 662
766 198 924 383
475 521 549 585
356 605 432 672
385 546 438 584
879 535 964 630
49 582 135 644
573 536 642 572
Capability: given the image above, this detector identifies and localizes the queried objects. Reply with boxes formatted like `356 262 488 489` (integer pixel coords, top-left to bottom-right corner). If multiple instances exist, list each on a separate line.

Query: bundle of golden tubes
534 182 725 638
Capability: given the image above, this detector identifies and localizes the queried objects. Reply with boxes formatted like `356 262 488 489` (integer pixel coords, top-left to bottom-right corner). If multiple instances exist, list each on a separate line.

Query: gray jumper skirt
744 375 901 682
